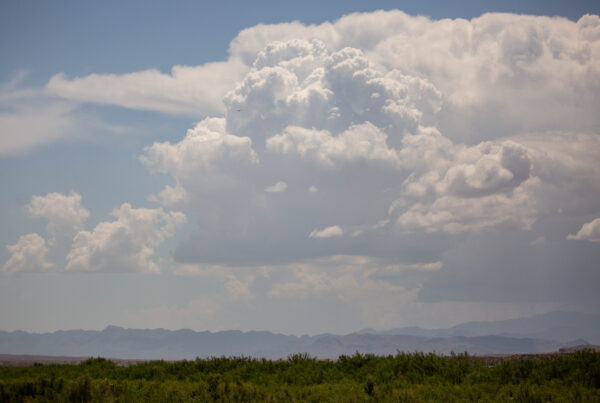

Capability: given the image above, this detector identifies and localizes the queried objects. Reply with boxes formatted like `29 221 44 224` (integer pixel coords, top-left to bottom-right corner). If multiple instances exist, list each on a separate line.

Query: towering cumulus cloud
224 40 441 141
5 10 598 326
139 34 552 262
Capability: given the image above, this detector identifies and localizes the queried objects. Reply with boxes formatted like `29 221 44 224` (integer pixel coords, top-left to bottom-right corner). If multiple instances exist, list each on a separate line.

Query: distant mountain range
0 311 597 360
358 311 600 344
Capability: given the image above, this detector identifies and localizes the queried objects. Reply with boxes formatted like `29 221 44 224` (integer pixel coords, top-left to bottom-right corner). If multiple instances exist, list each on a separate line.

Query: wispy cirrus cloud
0 72 130 157
46 60 249 117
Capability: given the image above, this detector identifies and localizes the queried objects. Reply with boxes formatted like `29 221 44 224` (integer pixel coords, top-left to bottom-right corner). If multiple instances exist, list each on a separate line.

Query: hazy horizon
1 1 599 336
0 309 590 334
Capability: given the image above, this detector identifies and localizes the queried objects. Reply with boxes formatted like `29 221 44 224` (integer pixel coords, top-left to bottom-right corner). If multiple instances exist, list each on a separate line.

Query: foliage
0 351 598 401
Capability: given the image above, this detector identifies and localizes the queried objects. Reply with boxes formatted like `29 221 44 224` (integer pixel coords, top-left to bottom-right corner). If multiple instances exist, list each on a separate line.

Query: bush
0 351 598 402
363 376 375 396
68 374 92 402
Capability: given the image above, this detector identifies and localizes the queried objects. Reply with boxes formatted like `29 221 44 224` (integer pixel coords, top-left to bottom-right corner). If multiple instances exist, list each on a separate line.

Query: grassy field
0 351 598 402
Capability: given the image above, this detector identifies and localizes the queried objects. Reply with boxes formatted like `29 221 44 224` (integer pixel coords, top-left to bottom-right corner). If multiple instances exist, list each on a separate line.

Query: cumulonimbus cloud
17 10 599 302
137 14 600 256
44 12 599 138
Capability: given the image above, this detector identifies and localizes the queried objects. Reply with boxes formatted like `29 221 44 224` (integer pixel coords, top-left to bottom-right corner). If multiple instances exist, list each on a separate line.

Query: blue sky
3 1 598 80
1 1 599 334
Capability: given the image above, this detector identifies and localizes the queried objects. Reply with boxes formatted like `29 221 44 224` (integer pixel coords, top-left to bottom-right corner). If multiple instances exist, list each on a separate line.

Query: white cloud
267 122 400 168
568 218 600 242
2 192 88 274
66 203 186 273
516 132 600 216
385 127 538 233
148 183 189 209
441 141 531 198
40 11 599 140
397 130 532 199
2 233 54 274
381 261 443 272
380 122 552 234
68 12 597 247
224 40 440 140
0 101 80 156
248 13 598 141
115 13 600 278
141 117 258 175
394 180 539 233
373 13 600 140
2 10 600 334
264 181 287 193
140 118 266 234
46 60 249 117
27 192 89 241
0 73 131 157
140 117 259 212
309 225 344 238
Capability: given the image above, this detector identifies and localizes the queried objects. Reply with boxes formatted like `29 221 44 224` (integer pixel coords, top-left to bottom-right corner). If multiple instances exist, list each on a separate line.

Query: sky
1 0 599 335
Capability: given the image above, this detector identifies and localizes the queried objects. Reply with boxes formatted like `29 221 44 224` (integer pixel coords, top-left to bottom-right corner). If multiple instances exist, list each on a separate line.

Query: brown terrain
470 345 600 365
0 354 149 367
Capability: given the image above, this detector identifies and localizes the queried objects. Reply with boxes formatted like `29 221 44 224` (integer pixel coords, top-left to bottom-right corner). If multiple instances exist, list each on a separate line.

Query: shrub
68 374 92 402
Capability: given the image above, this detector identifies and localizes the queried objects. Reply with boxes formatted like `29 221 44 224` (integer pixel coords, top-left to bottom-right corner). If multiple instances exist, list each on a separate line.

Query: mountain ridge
358 311 600 344
1 311 597 360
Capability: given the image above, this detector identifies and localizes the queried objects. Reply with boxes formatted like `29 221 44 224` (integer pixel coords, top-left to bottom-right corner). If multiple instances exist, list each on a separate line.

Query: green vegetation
0 351 599 402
